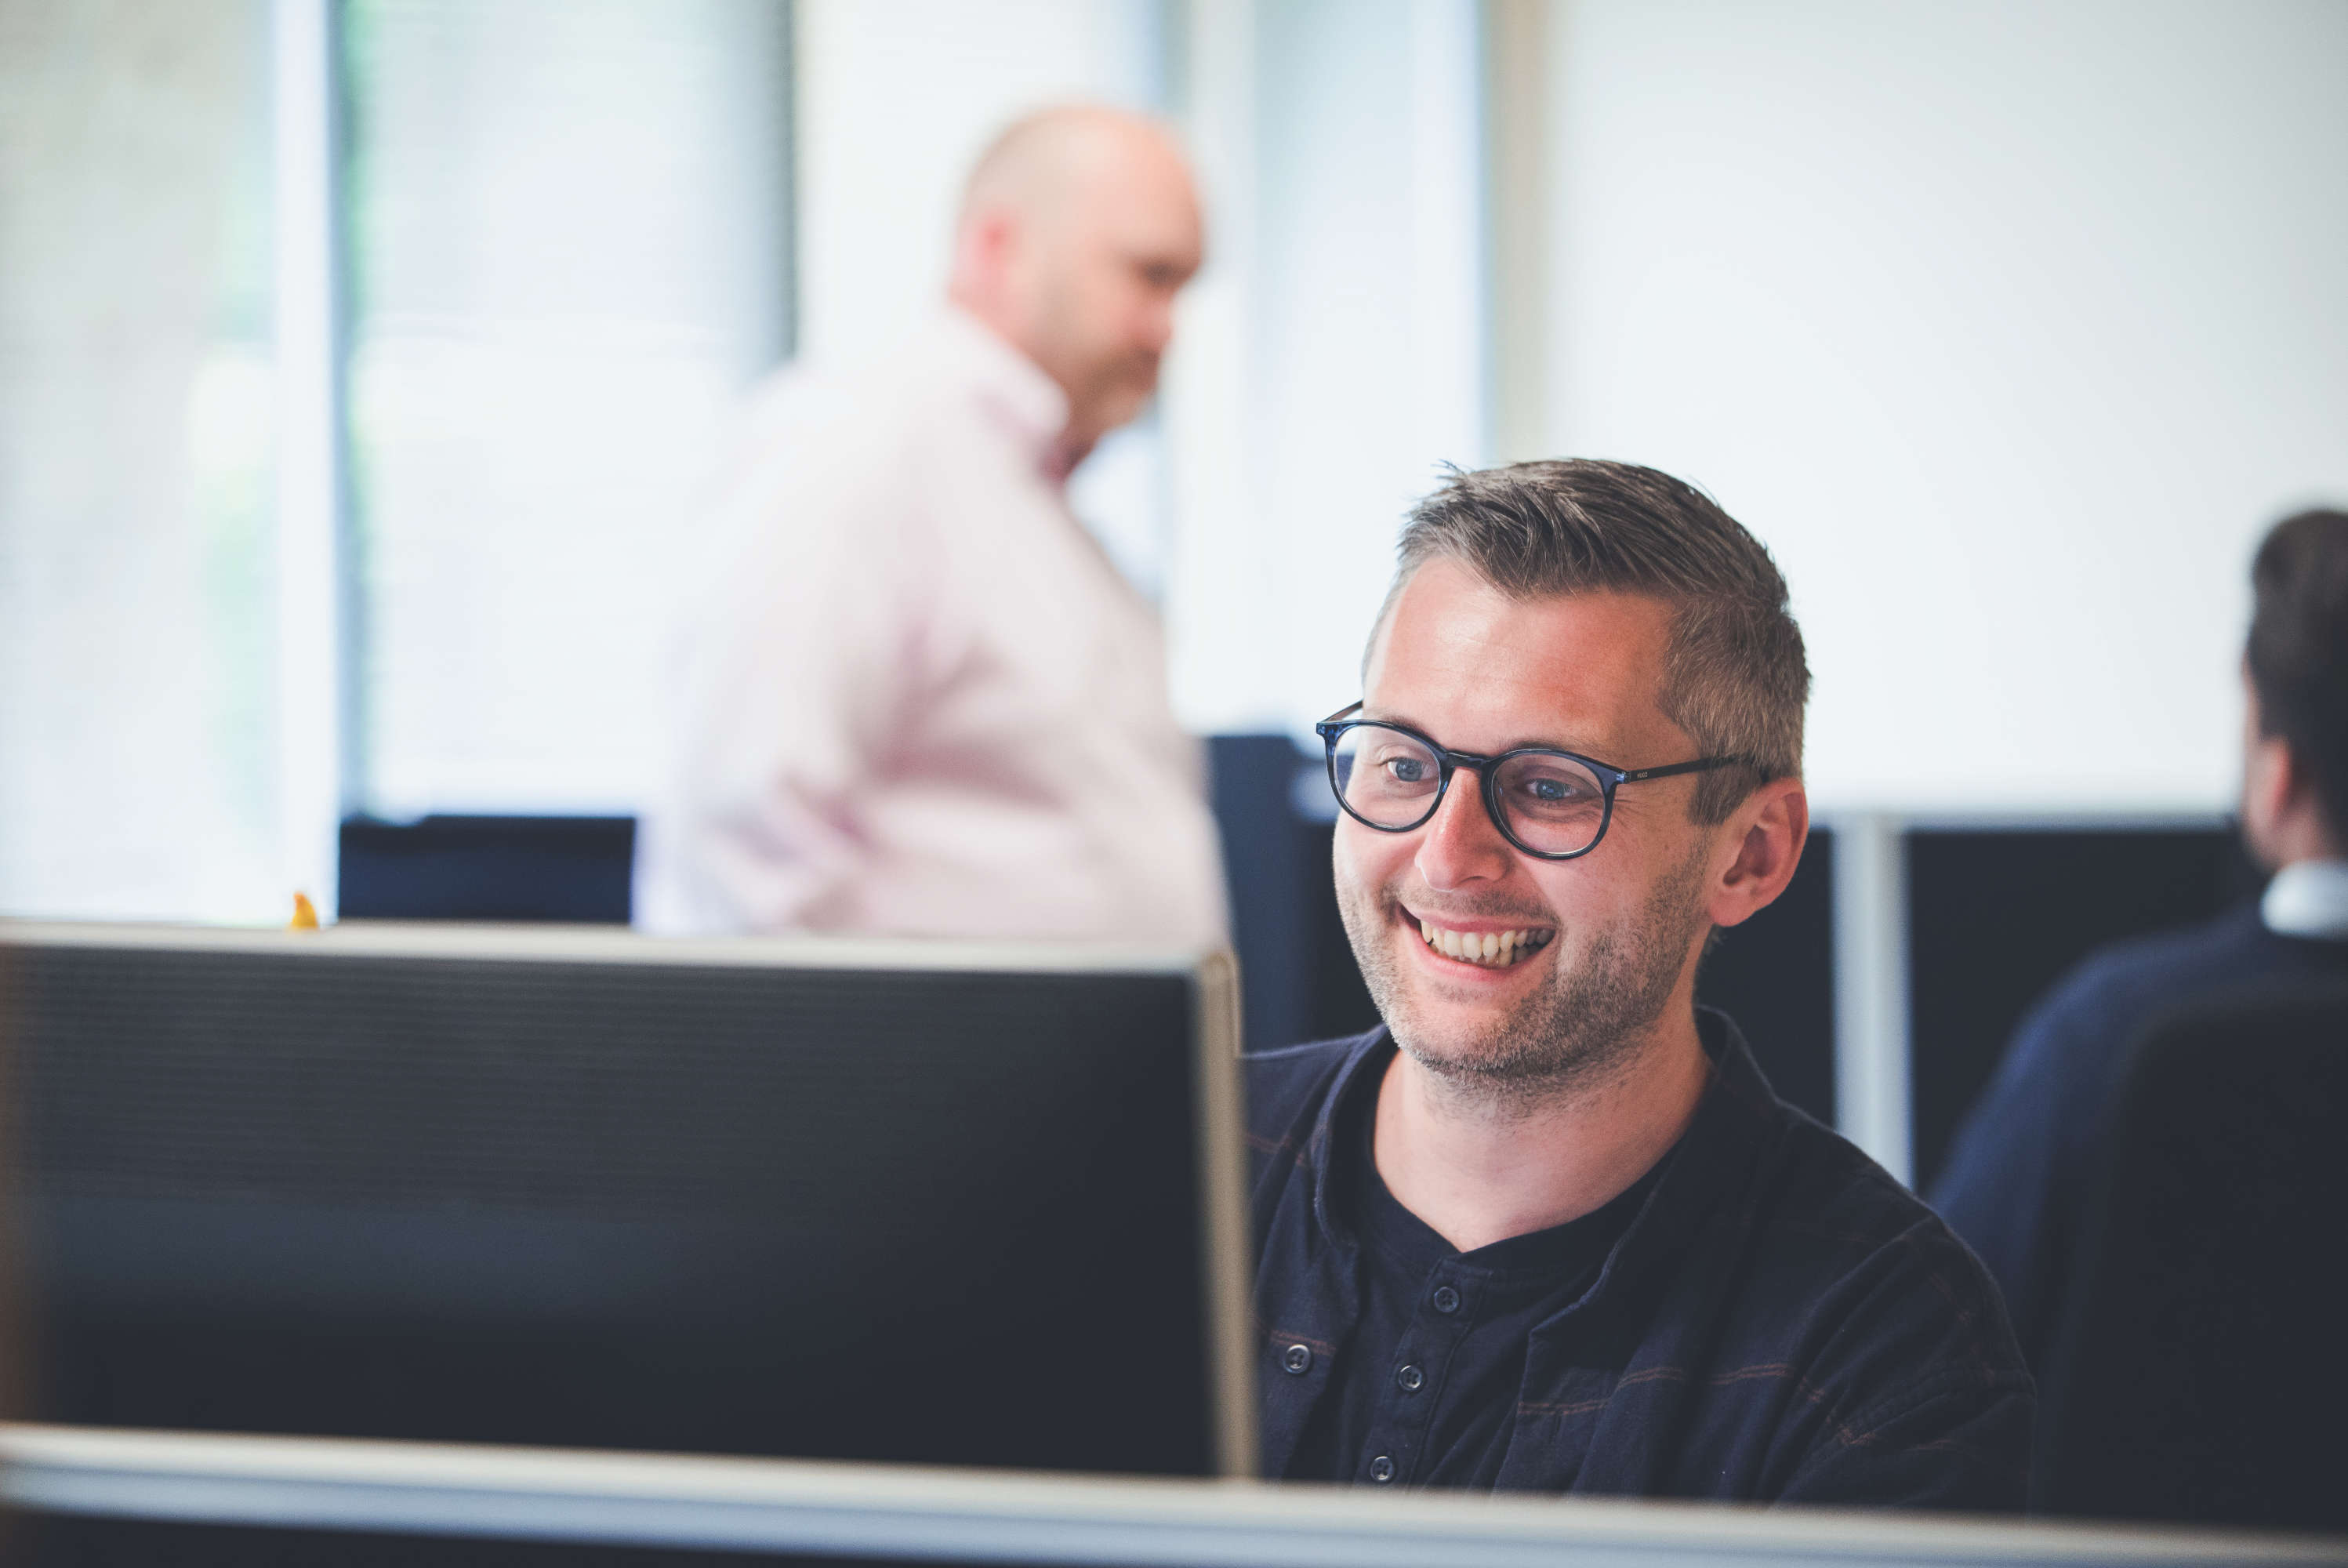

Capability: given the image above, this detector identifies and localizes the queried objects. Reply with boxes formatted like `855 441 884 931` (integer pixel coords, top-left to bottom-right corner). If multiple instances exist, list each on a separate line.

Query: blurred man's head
1331 462 1811 1101
2242 508 2348 869
948 105 1203 466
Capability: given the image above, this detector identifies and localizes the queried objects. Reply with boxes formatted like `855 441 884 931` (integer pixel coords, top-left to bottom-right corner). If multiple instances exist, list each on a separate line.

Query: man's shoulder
1702 1083 2026 1387
1991 902 2287 1096
735 357 936 476
1712 1112 2034 1507
1766 1111 2026 1374
1697 1016 1955 1271
2035 902 2277 1028
1760 1106 1994 1283
1242 1029 1383 1156
1577 1028 2031 1508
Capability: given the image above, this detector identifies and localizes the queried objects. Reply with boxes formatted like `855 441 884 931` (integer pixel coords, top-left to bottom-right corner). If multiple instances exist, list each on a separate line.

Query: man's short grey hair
1377 459 1809 825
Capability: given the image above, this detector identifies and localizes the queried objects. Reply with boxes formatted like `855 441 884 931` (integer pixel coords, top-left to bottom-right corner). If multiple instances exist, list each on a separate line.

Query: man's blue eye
1510 768 1599 810
1388 758 1428 782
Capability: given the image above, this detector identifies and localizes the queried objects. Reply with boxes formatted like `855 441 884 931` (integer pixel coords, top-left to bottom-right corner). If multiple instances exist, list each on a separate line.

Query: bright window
0 1 281 921
344 0 794 815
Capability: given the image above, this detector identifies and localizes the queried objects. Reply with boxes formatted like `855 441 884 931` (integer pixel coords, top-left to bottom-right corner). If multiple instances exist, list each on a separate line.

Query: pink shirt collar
931 307 1074 484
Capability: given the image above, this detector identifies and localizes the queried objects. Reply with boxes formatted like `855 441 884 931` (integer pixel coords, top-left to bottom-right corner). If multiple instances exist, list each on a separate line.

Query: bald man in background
635 107 1228 944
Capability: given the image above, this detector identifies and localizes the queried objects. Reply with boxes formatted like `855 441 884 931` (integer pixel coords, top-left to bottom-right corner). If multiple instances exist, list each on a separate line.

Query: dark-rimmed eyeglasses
1314 702 1745 861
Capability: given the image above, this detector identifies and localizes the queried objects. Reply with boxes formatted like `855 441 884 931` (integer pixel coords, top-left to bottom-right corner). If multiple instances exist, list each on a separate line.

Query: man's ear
949 209 1022 305
2241 728 2294 863
1707 778 1809 931
2243 729 2336 866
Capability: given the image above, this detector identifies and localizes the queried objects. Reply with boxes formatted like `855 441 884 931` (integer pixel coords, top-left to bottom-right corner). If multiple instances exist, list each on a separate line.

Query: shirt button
1395 1363 1424 1392
1431 1285 1461 1314
1280 1343 1313 1375
1369 1454 1396 1484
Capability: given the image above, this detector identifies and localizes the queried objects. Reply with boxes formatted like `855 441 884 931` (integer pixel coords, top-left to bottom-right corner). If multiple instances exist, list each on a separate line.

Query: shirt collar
1571 1009 1782 1313
930 306 1072 481
2260 858 2348 940
1299 1008 1780 1292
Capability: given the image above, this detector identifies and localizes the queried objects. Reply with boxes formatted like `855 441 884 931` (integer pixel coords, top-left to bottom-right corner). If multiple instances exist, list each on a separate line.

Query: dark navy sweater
1929 902 2348 1375
1246 1010 2033 1508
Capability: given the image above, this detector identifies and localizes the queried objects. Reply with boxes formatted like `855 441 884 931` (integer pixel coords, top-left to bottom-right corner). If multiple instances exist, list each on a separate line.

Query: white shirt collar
2259 858 2348 940
931 307 1071 480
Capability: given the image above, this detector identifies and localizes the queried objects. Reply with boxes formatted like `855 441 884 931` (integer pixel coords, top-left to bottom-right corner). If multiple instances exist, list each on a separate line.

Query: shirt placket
1356 1262 1484 1486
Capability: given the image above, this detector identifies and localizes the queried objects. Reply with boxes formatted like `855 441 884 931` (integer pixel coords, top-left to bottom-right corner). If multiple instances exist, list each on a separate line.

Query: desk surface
3 1423 2341 1567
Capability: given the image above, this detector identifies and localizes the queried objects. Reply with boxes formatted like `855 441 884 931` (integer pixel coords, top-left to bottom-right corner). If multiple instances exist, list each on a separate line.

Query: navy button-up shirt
1247 1010 2032 1509
1285 1077 1664 1488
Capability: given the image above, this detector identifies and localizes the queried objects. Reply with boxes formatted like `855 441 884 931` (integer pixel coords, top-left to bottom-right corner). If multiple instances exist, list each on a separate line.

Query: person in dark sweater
1931 508 2348 1377
1250 461 2030 1508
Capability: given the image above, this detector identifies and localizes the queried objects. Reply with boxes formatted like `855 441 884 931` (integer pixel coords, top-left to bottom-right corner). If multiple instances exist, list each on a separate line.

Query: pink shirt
635 311 1228 946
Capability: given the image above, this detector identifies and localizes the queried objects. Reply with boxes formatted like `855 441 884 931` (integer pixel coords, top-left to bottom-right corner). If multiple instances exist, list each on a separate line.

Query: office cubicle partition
323 783 2252 1190
7 1424 2343 1567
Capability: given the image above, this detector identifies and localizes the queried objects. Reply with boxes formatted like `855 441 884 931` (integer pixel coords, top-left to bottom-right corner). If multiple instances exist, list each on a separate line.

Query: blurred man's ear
948 208 1024 316
965 212 1003 271
2241 670 2292 870
2239 677 2338 869
2244 734 2287 848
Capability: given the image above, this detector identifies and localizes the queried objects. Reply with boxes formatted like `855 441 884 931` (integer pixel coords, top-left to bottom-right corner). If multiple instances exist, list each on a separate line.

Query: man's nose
1414 769 1514 890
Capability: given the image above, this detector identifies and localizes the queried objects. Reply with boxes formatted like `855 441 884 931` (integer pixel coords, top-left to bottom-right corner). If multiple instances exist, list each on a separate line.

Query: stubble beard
1339 845 1714 1110
1032 286 1158 443
1074 352 1156 437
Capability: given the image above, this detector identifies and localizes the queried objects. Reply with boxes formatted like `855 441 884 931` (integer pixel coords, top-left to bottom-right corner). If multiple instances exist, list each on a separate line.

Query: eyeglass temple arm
1620 756 1744 783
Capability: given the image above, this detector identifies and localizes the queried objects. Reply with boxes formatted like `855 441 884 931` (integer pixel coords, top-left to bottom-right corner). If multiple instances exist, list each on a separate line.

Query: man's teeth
1417 918 1552 967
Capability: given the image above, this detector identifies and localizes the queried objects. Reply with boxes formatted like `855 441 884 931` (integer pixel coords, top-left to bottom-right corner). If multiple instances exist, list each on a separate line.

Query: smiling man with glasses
1247 460 2029 1507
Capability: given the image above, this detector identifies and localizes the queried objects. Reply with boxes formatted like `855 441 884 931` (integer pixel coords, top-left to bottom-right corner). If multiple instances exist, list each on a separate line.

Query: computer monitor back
0 923 1254 1479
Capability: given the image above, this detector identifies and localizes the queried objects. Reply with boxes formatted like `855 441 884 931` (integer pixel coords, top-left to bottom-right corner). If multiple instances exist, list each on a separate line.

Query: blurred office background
5 0 2346 1185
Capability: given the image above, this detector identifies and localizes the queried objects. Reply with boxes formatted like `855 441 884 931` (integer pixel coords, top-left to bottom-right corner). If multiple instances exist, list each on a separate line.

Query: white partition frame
1831 811 1912 1185
270 0 350 917
5 1425 2341 1568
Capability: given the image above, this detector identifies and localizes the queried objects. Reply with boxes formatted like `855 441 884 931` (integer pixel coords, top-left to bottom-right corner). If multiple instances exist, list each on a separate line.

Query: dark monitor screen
0 923 1253 1480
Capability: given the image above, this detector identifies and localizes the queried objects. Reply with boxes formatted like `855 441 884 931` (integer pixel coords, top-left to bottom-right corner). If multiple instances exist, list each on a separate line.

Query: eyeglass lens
1327 724 1610 856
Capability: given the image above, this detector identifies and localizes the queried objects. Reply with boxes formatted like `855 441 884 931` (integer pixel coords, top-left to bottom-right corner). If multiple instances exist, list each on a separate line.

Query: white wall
794 0 1167 365
1545 0 2348 813
349 0 793 821
1163 0 1487 735
0 1 284 921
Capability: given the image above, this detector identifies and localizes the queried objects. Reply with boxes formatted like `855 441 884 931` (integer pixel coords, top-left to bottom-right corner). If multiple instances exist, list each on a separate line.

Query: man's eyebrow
1355 710 1455 743
1359 710 1614 759
1501 736 1619 760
